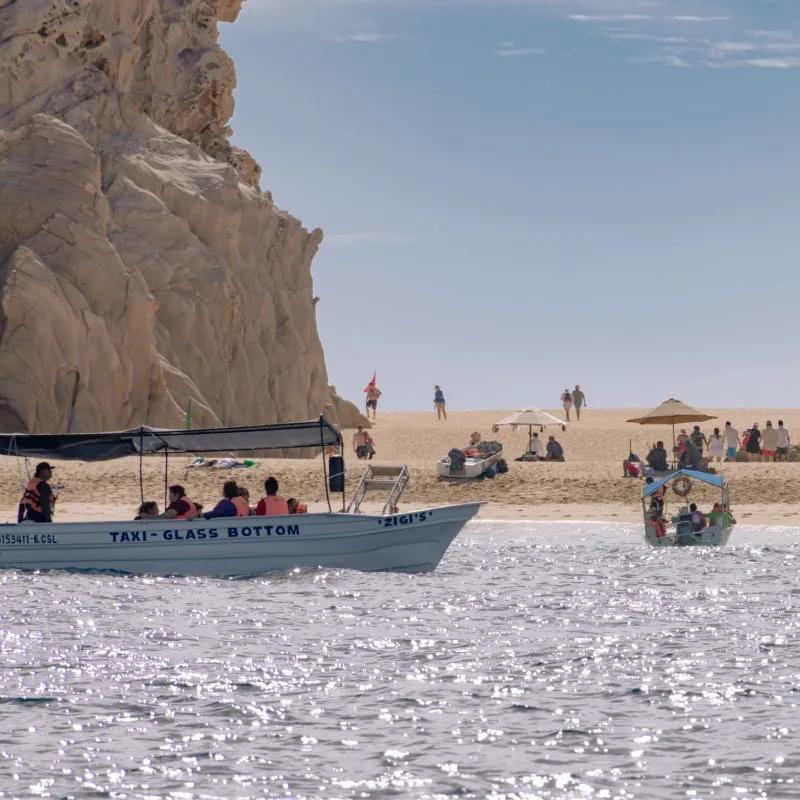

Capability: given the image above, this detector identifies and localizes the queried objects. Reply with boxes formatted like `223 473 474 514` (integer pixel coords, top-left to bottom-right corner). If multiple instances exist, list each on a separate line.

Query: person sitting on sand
528 432 544 460
256 476 290 516
545 436 565 462
203 480 245 519
646 441 669 472
134 501 158 520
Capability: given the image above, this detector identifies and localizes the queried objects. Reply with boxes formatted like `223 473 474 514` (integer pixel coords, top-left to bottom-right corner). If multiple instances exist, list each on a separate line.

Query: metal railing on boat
347 465 409 515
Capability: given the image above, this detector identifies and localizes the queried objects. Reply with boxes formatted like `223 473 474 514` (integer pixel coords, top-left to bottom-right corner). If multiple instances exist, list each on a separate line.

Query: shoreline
2 501 798 527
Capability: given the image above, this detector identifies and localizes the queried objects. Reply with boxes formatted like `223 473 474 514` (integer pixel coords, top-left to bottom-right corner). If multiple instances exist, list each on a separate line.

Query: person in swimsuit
560 389 573 422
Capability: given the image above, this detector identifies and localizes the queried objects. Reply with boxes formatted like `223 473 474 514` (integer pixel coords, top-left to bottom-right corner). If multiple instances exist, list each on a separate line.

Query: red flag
364 371 376 392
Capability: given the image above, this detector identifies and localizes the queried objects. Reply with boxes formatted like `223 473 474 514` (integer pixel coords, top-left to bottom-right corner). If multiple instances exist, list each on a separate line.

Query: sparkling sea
2 521 800 800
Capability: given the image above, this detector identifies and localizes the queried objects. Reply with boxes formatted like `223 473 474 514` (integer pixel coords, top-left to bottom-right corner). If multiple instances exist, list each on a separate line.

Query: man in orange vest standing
19 462 56 523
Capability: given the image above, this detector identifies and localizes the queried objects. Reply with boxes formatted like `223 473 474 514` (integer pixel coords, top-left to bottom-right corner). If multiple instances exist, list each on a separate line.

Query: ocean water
2 521 800 800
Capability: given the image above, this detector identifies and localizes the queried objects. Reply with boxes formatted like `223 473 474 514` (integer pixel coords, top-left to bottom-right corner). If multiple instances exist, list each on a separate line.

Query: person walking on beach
722 422 740 462
777 420 791 462
433 385 447 420
560 388 573 422
689 425 708 456
364 372 381 420
745 422 762 462
761 420 779 462
572 385 586 421
707 427 724 464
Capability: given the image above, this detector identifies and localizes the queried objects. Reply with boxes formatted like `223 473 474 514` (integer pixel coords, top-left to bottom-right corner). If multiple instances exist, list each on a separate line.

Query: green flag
185 398 192 430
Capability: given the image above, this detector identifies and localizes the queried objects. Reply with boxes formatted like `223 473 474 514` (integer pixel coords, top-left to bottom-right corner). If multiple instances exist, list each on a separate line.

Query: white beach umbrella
495 408 567 429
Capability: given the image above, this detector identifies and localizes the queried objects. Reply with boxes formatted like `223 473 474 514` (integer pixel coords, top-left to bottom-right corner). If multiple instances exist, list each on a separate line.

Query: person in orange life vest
141 484 197 520
648 510 667 538
19 461 57 523
204 481 245 519
287 497 308 514
237 486 256 516
256 476 289 516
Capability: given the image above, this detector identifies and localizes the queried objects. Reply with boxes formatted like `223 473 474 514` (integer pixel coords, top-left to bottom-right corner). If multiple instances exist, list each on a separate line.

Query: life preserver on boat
673 476 693 497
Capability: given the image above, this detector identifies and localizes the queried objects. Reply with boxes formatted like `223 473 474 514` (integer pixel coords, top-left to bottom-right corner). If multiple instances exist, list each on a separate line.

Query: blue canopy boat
642 469 735 547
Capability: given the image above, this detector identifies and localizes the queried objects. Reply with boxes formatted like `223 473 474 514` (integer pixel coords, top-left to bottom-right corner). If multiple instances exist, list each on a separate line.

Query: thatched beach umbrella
628 398 717 452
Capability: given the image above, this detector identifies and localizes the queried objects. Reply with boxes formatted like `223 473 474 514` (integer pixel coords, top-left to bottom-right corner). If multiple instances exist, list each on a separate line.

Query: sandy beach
2 408 800 525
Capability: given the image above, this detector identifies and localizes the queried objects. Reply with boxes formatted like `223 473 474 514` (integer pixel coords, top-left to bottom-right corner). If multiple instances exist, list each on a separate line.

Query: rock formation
0 0 367 435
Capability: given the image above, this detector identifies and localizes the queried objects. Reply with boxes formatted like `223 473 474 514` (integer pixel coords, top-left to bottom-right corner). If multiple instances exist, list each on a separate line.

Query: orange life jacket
231 496 250 517
295 503 308 514
174 495 197 520
21 477 56 514
653 517 666 538
263 495 289 516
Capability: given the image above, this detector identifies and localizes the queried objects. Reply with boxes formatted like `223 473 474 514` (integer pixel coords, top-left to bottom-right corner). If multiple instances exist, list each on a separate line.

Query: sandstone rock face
0 0 366 436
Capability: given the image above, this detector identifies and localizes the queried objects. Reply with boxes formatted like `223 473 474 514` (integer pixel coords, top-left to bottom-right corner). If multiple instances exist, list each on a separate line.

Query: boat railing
348 465 410 515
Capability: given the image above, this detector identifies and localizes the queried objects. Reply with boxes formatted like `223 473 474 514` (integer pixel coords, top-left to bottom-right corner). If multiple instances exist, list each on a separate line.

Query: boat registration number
0 533 59 545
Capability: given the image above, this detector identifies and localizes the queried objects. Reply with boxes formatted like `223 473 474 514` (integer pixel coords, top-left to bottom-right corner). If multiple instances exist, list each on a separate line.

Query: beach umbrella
495 408 566 429
627 398 717 450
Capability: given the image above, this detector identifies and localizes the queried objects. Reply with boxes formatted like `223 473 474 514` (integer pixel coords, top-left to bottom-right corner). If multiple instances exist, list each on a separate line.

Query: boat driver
18 462 57 523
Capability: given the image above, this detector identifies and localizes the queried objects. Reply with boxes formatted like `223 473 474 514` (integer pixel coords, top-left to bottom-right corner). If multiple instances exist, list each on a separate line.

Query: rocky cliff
0 0 366 434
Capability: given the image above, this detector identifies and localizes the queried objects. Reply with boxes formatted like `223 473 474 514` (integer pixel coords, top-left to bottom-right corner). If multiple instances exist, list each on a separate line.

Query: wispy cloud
333 30 398 43
325 231 415 246
496 41 546 57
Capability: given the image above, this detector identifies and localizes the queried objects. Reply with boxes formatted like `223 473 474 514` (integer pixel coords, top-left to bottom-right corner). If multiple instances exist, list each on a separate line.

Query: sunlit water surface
2 521 800 799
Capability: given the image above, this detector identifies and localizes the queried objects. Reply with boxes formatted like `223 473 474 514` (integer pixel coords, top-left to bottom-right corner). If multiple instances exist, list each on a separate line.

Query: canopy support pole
139 429 144 505
320 417 332 513
164 446 169 508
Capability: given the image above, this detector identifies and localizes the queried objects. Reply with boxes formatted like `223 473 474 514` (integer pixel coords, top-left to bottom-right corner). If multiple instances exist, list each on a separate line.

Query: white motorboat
0 419 481 575
642 469 735 548
437 447 504 481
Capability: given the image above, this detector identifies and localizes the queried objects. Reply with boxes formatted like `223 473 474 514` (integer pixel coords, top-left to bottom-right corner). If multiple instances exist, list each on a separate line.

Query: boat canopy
0 417 341 462
643 468 726 497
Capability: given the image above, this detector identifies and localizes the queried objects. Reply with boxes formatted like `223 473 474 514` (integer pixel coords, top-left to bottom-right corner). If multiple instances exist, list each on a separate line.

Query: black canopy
0 417 341 462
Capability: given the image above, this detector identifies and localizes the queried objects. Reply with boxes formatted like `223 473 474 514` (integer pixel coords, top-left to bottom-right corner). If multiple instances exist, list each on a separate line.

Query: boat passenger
256 476 290 516
645 477 665 514
134 501 158 520
202 481 245 519
708 503 736 528
689 503 707 532
648 511 667 538
18 461 57 523
141 485 197 520
287 498 308 514
237 487 256 516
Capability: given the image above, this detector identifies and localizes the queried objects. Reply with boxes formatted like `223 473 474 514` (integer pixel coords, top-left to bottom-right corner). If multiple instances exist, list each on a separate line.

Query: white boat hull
0 503 481 576
438 450 503 480
645 523 733 547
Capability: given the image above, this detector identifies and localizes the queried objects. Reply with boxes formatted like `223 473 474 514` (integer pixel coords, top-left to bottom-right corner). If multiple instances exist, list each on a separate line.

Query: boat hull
0 503 481 576
437 450 503 480
645 524 733 548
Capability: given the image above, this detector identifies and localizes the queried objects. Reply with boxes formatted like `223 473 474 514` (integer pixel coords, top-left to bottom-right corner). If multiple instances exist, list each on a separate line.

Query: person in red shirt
255 476 289 516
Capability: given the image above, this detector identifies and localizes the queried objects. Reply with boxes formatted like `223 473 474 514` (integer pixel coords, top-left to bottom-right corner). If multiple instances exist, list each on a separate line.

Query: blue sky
219 0 799 411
